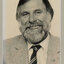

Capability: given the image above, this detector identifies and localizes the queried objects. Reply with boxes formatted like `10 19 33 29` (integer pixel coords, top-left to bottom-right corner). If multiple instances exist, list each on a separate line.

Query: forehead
18 0 46 12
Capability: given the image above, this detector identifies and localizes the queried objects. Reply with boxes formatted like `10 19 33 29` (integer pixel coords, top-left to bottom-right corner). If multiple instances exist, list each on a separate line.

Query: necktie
30 45 41 64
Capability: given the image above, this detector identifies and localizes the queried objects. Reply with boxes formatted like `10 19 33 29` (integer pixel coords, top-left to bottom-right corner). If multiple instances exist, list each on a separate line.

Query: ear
16 7 21 22
46 12 51 31
46 12 52 22
16 11 20 21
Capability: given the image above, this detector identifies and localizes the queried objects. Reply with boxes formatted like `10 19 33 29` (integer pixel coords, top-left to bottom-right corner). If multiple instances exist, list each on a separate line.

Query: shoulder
4 35 26 49
4 35 27 54
5 35 22 43
49 33 60 51
49 33 60 43
48 33 60 64
49 33 60 53
4 35 25 43
4 35 28 64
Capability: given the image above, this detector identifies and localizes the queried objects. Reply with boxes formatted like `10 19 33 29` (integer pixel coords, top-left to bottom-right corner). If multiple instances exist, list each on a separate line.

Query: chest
29 48 47 64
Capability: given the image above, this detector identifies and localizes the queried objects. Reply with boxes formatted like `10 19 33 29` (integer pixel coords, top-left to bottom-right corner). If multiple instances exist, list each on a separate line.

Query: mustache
25 20 43 30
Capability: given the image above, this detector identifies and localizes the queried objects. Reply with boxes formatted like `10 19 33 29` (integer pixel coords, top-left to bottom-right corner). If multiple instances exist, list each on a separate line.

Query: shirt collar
28 34 49 51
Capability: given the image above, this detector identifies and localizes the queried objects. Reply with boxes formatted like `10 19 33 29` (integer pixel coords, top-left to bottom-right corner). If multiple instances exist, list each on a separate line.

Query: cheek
42 21 51 31
18 22 26 33
35 13 47 20
19 16 29 25
35 13 51 31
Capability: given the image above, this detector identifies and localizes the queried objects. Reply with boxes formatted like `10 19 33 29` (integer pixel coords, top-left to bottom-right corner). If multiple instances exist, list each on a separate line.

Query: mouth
26 25 42 30
30 25 41 30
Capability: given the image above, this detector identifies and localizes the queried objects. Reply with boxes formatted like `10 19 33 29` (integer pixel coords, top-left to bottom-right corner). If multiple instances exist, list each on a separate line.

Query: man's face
17 0 51 44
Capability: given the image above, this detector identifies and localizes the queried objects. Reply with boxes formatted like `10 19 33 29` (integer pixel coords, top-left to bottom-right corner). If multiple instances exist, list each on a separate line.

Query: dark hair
43 0 54 19
16 0 54 19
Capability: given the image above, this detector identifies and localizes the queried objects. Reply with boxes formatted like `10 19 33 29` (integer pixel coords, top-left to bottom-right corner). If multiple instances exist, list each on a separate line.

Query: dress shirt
28 35 49 64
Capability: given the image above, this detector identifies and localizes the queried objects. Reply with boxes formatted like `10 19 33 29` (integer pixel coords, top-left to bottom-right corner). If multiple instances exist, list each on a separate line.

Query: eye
35 9 42 14
21 12 29 16
36 11 41 13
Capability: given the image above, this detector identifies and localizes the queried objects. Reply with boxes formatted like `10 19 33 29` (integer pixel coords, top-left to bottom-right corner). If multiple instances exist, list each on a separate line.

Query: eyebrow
35 9 42 11
21 11 29 14
20 11 29 15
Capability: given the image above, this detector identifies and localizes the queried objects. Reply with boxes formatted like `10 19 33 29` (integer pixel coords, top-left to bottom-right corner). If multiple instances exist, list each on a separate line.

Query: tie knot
31 45 41 52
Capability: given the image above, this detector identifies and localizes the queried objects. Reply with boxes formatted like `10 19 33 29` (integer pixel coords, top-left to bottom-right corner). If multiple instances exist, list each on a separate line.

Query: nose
29 14 35 23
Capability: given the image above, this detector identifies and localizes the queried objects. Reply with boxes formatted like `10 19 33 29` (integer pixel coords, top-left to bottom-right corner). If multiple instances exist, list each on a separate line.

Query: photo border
0 0 3 64
0 0 64 64
61 0 64 64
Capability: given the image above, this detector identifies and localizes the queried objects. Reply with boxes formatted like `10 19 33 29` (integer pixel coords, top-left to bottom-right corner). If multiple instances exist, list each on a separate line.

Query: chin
23 30 48 44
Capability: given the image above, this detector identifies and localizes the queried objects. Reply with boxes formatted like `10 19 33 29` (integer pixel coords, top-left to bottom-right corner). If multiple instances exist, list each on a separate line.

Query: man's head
16 0 54 44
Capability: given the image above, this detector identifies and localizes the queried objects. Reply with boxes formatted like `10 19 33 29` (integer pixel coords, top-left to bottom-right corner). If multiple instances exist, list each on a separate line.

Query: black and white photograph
3 0 61 64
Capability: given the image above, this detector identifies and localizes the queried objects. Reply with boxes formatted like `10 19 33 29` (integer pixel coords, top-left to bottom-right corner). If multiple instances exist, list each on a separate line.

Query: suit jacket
4 33 60 64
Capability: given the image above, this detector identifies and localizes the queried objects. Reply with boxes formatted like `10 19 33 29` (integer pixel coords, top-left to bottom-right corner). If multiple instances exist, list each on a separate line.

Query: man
4 0 60 64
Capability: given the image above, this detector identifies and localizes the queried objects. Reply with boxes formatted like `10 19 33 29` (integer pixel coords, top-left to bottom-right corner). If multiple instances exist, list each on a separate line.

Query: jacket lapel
46 34 60 64
46 35 55 64
19 36 29 64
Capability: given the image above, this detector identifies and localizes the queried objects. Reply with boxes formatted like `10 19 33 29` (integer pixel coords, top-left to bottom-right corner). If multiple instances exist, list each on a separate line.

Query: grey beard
23 28 48 44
